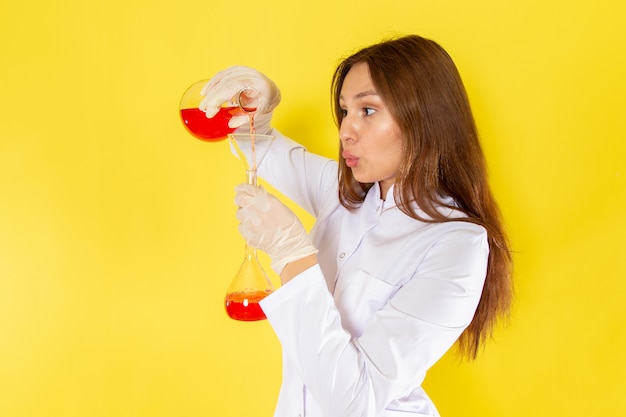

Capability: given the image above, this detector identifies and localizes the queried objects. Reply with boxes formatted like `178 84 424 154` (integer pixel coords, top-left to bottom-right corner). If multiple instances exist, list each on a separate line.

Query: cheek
364 120 404 174
382 149 403 176
368 141 403 179
382 130 404 165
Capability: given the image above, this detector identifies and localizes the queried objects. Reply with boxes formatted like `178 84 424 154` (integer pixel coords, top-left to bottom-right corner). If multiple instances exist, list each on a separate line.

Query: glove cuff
271 246 318 275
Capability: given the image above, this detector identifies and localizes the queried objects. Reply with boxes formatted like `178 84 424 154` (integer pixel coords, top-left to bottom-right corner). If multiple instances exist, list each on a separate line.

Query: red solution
180 106 256 141
224 290 271 321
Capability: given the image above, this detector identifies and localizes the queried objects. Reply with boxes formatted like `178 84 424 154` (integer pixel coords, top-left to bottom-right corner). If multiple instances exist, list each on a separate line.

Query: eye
340 108 348 118
363 107 376 116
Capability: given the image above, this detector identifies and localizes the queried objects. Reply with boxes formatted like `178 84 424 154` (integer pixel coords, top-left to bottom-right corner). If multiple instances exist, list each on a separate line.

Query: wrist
279 253 318 285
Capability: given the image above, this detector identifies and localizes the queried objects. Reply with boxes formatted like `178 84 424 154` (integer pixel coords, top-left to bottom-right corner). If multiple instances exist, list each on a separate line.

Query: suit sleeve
260 224 489 417
248 128 337 218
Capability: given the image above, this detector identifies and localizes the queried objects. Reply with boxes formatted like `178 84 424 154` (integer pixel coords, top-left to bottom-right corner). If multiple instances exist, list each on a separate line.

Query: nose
339 115 357 144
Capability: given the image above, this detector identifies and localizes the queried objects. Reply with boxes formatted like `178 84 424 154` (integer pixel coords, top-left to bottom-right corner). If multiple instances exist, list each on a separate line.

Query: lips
342 150 358 168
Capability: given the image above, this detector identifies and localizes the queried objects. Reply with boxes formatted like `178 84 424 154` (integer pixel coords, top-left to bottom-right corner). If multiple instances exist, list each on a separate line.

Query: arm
244 128 338 218
279 253 319 284
261 224 489 417
199 66 337 216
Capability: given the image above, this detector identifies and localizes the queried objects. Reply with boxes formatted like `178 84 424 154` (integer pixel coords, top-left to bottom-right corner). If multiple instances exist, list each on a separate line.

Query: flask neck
246 169 257 186
236 87 260 114
244 244 258 260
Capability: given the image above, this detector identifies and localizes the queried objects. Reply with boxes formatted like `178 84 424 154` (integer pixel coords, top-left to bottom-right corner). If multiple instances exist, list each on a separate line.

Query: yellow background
1 0 624 416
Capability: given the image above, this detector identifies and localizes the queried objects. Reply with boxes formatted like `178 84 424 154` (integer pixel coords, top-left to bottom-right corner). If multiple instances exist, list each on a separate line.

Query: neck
379 181 394 201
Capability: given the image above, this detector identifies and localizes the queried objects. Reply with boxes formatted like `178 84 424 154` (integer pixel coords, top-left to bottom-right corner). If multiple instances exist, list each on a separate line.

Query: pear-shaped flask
224 245 274 321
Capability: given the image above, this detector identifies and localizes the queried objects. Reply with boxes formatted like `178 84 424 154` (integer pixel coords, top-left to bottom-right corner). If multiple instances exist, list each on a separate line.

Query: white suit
253 130 489 417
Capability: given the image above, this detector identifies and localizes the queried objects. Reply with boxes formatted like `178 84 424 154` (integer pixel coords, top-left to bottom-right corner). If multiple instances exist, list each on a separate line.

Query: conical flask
224 133 275 321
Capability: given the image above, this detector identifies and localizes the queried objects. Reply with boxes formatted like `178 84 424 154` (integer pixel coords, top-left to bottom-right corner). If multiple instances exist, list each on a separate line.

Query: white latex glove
199 66 281 135
234 183 318 275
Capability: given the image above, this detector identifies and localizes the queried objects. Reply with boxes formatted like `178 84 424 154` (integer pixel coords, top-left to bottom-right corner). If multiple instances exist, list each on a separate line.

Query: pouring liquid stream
250 113 257 170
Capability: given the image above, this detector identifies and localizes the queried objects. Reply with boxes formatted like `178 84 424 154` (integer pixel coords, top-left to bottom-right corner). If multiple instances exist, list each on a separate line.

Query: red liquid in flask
180 106 256 141
224 290 271 321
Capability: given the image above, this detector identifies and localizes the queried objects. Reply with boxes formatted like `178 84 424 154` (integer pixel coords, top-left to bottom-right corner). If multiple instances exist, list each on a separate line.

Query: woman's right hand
199 66 281 135
234 183 318 275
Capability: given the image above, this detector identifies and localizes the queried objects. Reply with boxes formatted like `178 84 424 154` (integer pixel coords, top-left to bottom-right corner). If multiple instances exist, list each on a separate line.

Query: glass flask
224 133 275 321
179 79 259 141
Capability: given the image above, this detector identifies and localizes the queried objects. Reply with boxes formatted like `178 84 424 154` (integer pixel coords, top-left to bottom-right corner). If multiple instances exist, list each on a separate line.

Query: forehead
340 62 376 99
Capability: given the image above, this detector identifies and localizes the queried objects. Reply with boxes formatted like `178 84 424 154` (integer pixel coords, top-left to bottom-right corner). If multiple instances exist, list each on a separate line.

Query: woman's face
339 62 403 199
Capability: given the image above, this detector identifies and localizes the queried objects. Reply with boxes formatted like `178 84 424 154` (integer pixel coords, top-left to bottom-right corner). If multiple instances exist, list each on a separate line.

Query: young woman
201 34 513 417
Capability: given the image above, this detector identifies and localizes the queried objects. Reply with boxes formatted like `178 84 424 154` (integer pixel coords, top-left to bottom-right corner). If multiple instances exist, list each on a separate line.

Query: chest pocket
333 270 401 337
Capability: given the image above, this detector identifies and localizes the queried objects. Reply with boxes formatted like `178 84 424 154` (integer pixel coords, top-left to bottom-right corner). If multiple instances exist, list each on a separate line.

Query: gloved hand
199 66 281 135
234 183 318 275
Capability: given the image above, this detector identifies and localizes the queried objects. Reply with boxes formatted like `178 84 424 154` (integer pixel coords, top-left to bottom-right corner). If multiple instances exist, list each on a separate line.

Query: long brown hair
332 35 513 359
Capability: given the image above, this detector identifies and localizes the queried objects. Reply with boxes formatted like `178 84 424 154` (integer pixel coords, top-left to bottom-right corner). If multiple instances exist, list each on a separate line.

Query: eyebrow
339 89 379 101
